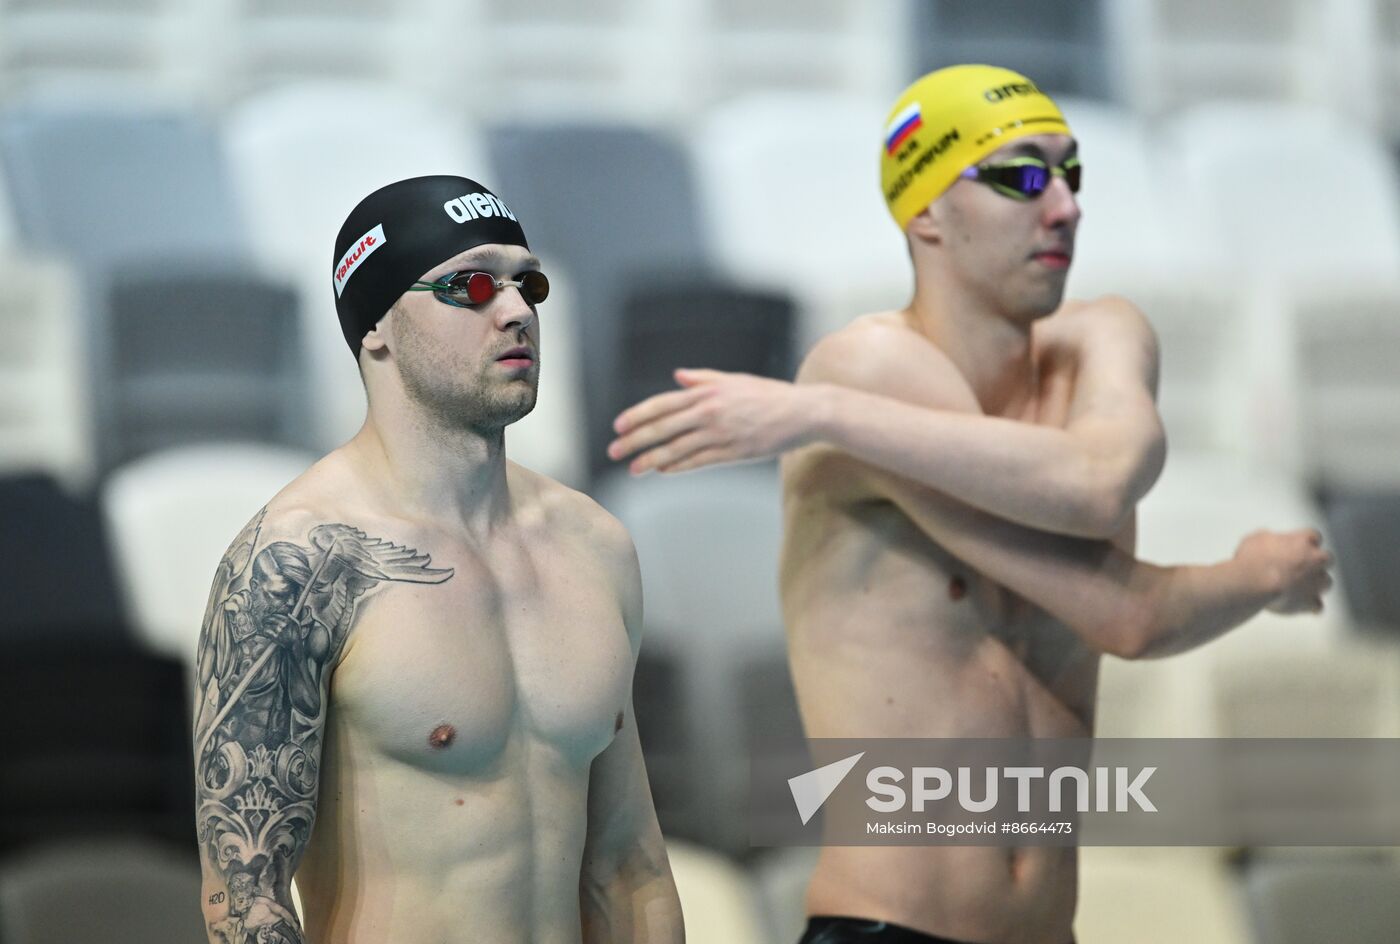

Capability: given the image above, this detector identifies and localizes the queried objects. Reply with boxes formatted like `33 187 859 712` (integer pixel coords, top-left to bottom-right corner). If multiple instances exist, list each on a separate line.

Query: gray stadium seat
101 442 317 664
1077 849 1251 944
632 642 699 842
1324 491 1400 634
616 282 796 424
0 643 190 855
596 466 787 853
1245 858 1400 944
0 839 204 944
751 846 820 943
0 473 125 639
595 465 784 635
0 101 246 269
664 840 766 944
0 254 93 490
97 270 306 470
911 0 1110 98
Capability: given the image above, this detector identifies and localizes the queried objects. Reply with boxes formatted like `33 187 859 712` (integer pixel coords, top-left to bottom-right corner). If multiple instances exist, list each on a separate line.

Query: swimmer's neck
906 275 1041 416
346 396 513 538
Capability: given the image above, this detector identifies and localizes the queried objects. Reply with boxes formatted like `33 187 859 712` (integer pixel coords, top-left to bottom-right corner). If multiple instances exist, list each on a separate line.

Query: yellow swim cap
880 64 1072 230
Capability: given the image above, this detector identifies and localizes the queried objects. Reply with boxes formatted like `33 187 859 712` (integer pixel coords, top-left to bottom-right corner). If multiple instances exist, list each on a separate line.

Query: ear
905 205 942 244
360 310 393 354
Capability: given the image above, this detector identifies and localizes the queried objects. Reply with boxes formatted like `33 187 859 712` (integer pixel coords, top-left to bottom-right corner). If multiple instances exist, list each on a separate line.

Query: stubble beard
393 315 539 435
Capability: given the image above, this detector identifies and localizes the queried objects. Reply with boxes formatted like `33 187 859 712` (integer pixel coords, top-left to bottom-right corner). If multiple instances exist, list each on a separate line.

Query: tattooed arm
192 507 453 944
193 508 325 944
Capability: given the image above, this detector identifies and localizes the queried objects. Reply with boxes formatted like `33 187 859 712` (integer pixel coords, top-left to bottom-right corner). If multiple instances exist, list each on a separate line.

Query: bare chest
328 545 634 775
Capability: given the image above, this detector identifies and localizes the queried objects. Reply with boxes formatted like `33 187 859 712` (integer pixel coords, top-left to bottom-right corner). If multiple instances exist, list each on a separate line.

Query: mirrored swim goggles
959 156 1082 201
409 269 550 308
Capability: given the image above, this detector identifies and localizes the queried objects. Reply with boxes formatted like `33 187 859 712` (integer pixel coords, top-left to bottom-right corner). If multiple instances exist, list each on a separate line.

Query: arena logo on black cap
443 191 519 224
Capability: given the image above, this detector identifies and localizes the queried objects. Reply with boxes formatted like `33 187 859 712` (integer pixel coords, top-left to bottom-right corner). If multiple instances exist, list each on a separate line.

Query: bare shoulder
1048 294 1159 349
234 486 340 552
510 463 638 573
202 452 399 590
801 311 930 382
800 311 980 413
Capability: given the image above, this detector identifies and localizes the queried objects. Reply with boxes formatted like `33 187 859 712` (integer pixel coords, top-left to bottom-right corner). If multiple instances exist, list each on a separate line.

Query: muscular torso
780 311 1094 944
283 463 634 944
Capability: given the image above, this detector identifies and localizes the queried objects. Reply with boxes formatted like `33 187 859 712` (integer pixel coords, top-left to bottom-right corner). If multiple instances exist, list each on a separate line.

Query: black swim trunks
797 916 980 944
797 915 1076 944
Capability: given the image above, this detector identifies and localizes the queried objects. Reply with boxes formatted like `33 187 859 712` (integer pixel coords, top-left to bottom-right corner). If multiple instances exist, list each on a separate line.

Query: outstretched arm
579 521 684 943
780 301 1327 658
610 297 1166 539
839 459 1330 659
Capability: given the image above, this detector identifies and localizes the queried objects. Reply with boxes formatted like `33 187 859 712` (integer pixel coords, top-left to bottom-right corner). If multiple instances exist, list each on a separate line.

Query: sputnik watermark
756 738 1400 847
789 753 1155 824
865 765 1156 813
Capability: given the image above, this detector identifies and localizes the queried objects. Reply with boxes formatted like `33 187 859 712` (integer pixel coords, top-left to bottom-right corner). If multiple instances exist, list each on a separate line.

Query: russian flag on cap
885 102 923 154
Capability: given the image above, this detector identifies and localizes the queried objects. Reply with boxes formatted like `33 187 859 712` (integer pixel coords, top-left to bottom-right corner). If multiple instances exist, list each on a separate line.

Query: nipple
948 575 968 601
428 724 456 749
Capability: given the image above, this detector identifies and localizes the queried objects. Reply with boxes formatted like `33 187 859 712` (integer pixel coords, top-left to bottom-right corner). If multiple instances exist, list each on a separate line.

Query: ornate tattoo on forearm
193 508 453 943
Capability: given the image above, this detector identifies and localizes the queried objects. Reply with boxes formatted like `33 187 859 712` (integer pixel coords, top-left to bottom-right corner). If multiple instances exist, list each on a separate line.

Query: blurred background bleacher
2 0 1400 941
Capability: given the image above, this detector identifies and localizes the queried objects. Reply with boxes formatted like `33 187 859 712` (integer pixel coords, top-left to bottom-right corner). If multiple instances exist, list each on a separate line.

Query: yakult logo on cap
334 223 386 297
443 191 518 224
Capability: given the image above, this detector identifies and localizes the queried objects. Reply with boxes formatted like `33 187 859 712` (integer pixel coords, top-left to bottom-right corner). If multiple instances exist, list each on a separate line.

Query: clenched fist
1233 528 1334 615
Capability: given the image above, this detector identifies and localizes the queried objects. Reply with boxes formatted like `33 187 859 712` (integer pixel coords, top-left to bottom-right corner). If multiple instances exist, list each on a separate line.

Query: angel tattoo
194 509 452 942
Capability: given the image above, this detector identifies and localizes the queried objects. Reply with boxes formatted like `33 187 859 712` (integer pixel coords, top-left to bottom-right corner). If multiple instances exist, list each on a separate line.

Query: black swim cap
331 175 530 358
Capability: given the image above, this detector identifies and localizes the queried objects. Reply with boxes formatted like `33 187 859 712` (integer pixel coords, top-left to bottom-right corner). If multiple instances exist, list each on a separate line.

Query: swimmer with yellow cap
871 63 1085 326
880 63 1075 229
610 63 1329 942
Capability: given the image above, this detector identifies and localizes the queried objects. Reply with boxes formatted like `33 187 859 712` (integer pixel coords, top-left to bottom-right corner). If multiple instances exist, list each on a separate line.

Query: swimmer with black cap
608 66 1332 943
193 175 683 944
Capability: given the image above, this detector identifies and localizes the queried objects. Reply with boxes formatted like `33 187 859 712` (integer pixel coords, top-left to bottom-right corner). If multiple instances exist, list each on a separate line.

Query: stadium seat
96 270 306 470
1077 847 1251 944
1289 278 1400 490
613 281 796 428
1245 857 1400 944
1207 641 1400 739
750 846 819 943
597 466 788 852
0 99 247 269
665 840 766 944
1163 102 1400 280
1323 489 1400 634
0 254 92 490
100 442 316 663
691 91 909 349
0 644 191 855
1110 0 1340 116
913 0 1110 97
0 838 204 944
0 473 126 640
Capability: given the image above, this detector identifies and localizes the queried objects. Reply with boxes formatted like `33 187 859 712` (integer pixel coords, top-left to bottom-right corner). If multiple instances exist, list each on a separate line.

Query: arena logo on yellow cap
879 64 1072 230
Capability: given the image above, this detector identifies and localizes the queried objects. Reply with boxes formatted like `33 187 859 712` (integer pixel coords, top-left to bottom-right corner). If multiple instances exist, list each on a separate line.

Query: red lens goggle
410 269 550 308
